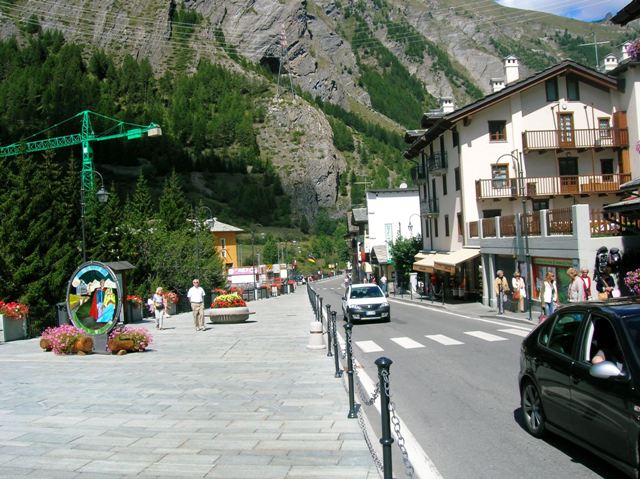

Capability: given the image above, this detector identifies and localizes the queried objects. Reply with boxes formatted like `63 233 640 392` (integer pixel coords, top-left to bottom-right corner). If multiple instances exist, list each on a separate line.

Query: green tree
158 170 190 231
388 235 422 289
262 234 279 264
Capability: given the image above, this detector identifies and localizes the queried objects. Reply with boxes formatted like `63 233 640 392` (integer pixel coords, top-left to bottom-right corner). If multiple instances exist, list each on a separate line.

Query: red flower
0 300 29 319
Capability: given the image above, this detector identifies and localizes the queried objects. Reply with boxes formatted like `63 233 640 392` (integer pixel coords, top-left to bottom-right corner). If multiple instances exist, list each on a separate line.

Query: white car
342 284 390 323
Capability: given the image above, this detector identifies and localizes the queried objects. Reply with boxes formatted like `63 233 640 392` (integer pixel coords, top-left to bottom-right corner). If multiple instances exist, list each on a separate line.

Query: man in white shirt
187 279 206 331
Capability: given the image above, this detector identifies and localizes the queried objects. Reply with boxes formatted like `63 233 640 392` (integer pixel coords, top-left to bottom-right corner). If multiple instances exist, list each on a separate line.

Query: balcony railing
419 197 439 217
481 217 496 238
411 164 426 183
427 152 448 173
523 128 628 150
476 173 631 199
547 207 573 235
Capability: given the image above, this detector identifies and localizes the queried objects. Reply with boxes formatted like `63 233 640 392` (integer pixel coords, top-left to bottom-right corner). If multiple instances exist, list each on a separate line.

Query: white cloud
495 0 629 21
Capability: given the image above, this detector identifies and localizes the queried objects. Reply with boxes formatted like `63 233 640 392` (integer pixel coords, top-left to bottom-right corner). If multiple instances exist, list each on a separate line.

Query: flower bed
207 293 252 323
107 326 152 354
211 293 247 309
126 295 144 305
40 325 93 355
0 300 29 319
625 268 640 296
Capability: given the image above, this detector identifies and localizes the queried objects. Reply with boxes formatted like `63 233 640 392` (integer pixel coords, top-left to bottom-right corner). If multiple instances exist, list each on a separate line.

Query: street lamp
407 213 421 237
497 151 532 321
80 170 109 262
250 224 264 300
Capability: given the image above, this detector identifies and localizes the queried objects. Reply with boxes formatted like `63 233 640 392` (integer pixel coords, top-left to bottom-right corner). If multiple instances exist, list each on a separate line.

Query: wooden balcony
522 128 628 151
475 173 631 199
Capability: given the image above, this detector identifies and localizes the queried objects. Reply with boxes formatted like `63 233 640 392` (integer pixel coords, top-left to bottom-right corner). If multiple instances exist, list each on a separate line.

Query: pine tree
158 170 190 231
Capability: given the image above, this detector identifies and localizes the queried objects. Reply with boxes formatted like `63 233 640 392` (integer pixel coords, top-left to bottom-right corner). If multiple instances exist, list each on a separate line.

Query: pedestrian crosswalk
354 328 530 353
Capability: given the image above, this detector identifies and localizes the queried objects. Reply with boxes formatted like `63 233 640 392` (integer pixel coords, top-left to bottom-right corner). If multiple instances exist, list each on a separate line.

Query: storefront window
532 257 572 303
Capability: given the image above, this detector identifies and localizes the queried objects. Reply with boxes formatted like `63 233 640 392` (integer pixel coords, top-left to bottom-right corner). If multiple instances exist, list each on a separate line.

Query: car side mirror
590 361 625 379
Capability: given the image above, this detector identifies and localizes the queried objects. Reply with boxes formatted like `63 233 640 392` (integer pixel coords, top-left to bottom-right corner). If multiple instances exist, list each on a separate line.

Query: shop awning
412 252 447 273
433 249 480 274
370 245 390 265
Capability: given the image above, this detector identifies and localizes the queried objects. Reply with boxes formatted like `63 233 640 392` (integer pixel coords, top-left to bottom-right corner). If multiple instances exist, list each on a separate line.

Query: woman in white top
152 287 166 330
511 271 526 313
541 271 558 316
567 267 586 303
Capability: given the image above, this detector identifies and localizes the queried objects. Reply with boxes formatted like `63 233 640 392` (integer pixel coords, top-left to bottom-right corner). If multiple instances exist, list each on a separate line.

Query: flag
307 254 316 264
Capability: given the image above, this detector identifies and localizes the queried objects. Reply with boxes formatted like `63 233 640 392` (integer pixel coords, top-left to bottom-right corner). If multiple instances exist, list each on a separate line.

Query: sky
496 0 630 22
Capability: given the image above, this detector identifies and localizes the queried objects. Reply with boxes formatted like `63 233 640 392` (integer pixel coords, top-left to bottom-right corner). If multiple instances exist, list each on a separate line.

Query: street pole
80 181 87 262
252 230 257 300
518 152 533 321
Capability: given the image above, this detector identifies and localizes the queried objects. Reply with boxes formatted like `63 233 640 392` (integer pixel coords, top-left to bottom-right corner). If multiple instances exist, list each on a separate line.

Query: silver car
342 284 390 323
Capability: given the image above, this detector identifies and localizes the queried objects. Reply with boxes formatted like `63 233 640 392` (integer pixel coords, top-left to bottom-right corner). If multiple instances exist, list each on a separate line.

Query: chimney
440 96 455 114
490 78 506 93
504 55 519 84
603 54 618 72
622 41 632 61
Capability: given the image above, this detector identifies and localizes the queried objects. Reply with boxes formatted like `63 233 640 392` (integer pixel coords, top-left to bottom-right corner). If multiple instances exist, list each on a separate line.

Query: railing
547 207 573 235
426 151 447 172
499 215 517 237
481 217 496 237
522 128 628 150
419 197 439 216
475 173 631 199
469 221 479 238
520 212 541 236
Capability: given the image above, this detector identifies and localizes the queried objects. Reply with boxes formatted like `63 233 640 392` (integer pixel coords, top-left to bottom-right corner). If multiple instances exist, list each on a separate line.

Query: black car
519 300 640 478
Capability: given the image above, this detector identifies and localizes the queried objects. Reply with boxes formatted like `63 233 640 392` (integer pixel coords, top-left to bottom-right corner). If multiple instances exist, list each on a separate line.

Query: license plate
366 311 376 316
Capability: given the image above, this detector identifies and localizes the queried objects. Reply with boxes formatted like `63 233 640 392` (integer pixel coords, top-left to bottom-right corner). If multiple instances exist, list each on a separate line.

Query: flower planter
127 303 143 322
206 306 252 324
0 314 27 342
166 303 177 315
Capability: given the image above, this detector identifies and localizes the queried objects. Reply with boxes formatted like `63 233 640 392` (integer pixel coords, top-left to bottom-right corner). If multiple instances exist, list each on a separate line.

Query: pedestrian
152 287 166 330
493 270 510 314
511 271 526 313
596 268 615 300
580 268 592 300
187 278 206 331
380 274 388 293
541 271 558 316
567 268 586 303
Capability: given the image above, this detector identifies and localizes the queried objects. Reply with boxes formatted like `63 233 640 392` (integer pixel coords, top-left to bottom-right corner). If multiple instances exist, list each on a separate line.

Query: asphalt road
315 277 627 479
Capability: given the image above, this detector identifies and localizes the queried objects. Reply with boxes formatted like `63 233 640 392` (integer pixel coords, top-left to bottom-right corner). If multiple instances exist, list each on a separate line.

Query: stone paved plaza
0 287 378 478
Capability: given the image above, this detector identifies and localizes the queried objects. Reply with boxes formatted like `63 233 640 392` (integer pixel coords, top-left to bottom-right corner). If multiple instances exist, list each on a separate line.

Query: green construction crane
0 110 162 192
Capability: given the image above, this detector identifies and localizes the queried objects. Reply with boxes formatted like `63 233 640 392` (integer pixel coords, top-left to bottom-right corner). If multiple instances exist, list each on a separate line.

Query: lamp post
80 170 109 262
250 224 264 300
497 152 532 321
407 213 421 238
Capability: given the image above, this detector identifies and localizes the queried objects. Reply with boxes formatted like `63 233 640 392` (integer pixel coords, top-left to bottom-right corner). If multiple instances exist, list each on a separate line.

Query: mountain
0 0 634 224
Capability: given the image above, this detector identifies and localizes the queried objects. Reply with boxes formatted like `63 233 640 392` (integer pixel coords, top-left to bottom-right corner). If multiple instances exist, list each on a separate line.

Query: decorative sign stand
66 261 123 354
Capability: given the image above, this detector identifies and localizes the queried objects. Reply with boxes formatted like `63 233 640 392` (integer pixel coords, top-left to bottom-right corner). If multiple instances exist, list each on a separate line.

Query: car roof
351 284 380 289
562 299 640 319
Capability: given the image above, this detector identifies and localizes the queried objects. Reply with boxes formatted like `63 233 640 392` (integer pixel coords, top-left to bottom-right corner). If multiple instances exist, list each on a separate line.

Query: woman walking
152 287 166 330
511 271 526 313
567 268 586 303
541 271 558 316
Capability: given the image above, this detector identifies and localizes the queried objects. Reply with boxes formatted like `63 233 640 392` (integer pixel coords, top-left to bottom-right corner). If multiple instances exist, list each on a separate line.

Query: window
545 311 585 356
482 209 501 218
583 316 624 367
457 212 463 236
545 78 559 101
454 167 460 191
431 178 437 199
424 219 430 238
434 217 439 237
442 174 448 196
600 158 614 182
598 118 611 138
444 215 450 237
452 128 459 148
567 76 580 101
491 164 509 188
384 223 393 243
488 121 507 141
439 136 445 155
532 199 549 211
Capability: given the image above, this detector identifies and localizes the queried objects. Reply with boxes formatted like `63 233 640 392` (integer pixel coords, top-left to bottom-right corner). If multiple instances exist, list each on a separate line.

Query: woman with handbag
567 268 586 303
152 286 166 330
541 272 558 316
596 268 615 300
511 271 526 313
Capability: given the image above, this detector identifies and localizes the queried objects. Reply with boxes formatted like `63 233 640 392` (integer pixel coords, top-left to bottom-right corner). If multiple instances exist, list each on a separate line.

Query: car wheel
521 380 546 438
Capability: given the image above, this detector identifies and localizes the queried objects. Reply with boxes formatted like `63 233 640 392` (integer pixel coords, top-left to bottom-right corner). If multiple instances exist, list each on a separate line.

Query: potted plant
126 294 144 322
40 325 93 355
624 268 640 296
107 325 153 354
0 300 29 342
163 291 179 315
207 293 252 323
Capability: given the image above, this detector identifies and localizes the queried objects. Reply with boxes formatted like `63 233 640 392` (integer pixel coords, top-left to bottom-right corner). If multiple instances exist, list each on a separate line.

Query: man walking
493 270 510 315
187 279 206 331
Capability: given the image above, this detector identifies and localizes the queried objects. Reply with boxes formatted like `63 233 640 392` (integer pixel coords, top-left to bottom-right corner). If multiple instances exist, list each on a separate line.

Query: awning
412 252 447 273
433 249 480 274
370 245 390 265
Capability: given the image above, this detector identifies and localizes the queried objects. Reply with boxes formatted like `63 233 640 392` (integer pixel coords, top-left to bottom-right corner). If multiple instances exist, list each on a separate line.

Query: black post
318 296 323 322
375 356 394 479
344 321 357 418
331 311 342 378
326 304 333 357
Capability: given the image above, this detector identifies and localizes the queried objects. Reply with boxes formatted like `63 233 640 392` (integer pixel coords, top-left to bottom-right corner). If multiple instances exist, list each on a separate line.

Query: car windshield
350 286 383 299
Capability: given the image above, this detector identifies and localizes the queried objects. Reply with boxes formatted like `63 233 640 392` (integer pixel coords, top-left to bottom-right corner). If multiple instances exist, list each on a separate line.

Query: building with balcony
405 52 639 308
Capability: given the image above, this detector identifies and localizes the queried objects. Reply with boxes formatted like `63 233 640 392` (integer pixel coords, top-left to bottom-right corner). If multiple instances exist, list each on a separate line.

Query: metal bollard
326 304 333 357
318 296 323 322
331 311 342 378
375 356 394 479
344 321 357 418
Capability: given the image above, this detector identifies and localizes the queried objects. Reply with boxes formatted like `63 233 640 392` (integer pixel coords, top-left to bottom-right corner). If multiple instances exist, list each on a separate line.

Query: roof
103 261 135 272
370 245 390 264
209 220 243 233
611 0 640 24
404 60 619 158
367 188 419 194
352 208 368 224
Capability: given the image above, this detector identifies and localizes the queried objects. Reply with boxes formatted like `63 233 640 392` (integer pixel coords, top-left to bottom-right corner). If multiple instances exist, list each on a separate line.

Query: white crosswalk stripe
464 331 508 342
355 340 384 353
499 328 530 338
425 334 464 346
390 337 425 349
